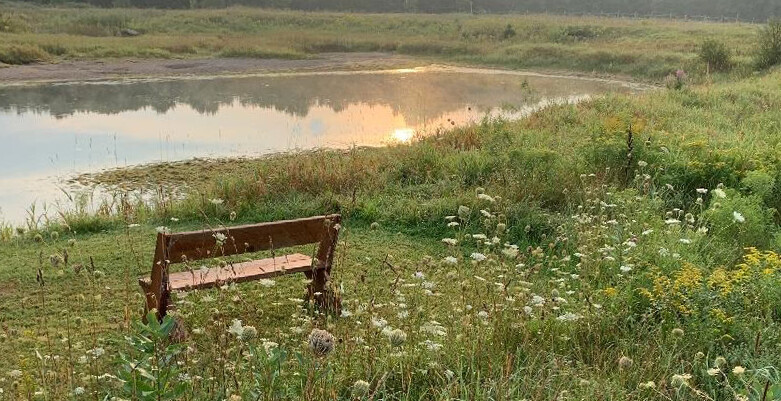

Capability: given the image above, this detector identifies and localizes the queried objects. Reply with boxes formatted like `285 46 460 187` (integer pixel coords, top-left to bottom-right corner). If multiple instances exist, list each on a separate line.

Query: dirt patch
0 53 424 86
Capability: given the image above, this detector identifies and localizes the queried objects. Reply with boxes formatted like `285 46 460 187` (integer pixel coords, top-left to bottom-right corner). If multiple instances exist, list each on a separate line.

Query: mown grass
0 4 764 79
1 62 781 398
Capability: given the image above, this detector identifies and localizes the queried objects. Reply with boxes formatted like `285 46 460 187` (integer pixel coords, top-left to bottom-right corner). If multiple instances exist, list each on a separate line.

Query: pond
0 66 648 224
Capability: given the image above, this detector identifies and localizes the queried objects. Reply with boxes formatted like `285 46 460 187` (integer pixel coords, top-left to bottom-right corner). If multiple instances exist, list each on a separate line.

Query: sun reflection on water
392 128 415 143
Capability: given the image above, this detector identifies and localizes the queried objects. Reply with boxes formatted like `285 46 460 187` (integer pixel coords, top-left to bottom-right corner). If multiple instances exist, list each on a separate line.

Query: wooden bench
139 214 341 318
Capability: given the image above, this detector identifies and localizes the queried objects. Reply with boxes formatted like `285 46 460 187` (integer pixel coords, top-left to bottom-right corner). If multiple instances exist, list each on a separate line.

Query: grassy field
2 7 781 401
0 4 764 80
1 68 780 399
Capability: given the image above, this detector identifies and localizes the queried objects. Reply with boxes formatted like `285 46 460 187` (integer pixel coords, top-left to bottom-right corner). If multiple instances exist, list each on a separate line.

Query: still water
0 66 646 223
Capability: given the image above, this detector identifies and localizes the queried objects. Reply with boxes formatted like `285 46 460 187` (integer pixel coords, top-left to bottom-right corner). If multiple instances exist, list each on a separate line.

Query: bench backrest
153 214 341 266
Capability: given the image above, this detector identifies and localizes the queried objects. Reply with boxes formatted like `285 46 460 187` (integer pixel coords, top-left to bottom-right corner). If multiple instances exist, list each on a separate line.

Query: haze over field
1 1 781 400
6 0 781 20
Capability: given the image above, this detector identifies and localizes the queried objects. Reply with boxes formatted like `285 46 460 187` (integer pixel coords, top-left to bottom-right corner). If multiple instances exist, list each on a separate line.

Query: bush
754 19 781 70
502 24 516 40
702 189 777 251
741 169 776 202
0 44 49 65
699 39 732 72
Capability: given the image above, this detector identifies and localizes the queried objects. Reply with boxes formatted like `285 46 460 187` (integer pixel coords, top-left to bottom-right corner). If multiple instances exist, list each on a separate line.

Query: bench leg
139 280 170 322
305 269 341 314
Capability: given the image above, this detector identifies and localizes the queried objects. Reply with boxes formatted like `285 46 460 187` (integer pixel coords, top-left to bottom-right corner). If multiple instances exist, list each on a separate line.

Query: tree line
14 0 781 21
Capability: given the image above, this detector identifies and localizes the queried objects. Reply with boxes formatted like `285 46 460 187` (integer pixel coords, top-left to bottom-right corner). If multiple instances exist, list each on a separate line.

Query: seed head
671 373 691 387
308 328 335 356
618 356 633 370
352 380 370 397
240 325 257 342
388 328 407 348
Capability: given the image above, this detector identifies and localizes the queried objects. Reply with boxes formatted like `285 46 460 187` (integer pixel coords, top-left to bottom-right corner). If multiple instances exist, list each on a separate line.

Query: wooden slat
162 214 339 264
165 253 314 291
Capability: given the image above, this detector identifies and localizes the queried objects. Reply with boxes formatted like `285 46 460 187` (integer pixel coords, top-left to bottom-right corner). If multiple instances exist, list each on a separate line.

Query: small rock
119 28 140 37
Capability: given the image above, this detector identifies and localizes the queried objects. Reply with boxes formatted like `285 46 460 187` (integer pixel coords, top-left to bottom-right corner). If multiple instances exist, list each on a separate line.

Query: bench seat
141 253 313 291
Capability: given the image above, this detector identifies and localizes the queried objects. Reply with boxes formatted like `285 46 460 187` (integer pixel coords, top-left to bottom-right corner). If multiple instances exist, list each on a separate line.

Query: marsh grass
0 5 764 79
0 43 49 64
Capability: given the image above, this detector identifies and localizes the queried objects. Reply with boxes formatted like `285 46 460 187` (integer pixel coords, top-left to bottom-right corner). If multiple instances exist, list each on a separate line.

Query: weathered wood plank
161 214 339 264
165 253 313 291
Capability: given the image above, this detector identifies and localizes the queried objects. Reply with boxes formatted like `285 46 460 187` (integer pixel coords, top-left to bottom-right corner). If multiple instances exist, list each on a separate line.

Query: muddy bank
0 52 423 86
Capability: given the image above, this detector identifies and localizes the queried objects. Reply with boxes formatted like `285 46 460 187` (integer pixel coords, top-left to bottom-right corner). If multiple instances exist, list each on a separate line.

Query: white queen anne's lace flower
556 312 582 322
477 193 495 203
442 238 458 246
352 380 370 397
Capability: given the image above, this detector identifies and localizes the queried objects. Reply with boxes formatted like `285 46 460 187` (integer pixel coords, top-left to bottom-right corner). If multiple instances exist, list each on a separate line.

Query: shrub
754 19 781 69
0 44 49 65
702 189 777 251
502 24 516 40
699 39 732 72
741 169 776 203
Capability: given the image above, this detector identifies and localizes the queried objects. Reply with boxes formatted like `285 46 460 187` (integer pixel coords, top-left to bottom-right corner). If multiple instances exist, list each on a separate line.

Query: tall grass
0 5 763 78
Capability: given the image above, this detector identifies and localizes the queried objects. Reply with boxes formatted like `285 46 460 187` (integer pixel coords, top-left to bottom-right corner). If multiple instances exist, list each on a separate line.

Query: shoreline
0 52 652 87
0 52 422 86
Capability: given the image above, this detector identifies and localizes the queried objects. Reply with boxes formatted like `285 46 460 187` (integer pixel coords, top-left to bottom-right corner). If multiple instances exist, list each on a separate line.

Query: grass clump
0 44 48 64
218 45 307 59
